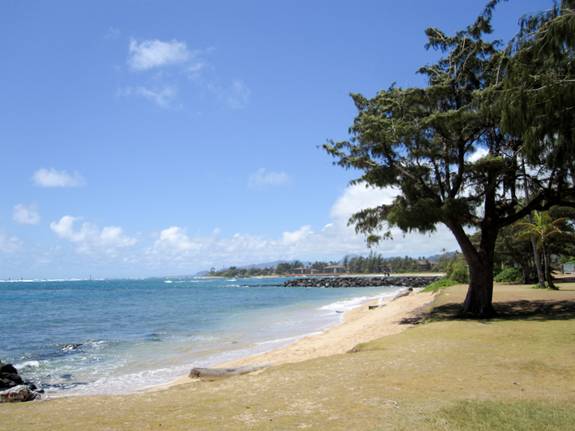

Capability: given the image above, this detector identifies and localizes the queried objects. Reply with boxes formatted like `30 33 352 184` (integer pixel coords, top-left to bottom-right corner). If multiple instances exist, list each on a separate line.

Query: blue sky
0 0 551 278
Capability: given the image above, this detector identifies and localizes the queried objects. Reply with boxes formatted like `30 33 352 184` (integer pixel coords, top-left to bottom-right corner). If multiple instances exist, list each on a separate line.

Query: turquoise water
0 277 403 395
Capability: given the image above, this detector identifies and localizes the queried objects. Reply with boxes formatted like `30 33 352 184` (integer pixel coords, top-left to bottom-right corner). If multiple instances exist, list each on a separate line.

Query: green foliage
516 210 575 288
494 267 523 283
208 252 454 277
447 258 469 283
324 0 575 315
275 261 304 275
210 266 275 278
344 253 433 274
422 278 459 293
516 211 575 251
500 1 575 172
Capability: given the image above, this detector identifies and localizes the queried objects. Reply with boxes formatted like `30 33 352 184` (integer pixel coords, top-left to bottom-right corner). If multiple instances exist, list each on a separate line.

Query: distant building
325 264 347 274
416 259 432 271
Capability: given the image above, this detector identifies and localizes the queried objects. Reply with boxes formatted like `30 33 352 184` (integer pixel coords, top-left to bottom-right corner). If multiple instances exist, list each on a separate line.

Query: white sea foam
318 288 405 314
56 365 192 396
255 332 323 346
14 360 41 370
319 296 371 312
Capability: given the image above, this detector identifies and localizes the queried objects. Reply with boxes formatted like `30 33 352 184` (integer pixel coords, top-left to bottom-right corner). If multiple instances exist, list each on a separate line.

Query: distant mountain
426 250 459 262
239 260 290 270
194 260 306 276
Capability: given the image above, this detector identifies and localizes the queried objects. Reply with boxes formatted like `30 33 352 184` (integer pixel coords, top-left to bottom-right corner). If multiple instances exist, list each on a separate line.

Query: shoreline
28 285 435 399
165 287 434 388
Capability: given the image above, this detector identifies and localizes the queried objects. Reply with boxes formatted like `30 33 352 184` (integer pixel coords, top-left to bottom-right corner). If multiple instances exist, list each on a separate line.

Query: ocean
0 277 404 396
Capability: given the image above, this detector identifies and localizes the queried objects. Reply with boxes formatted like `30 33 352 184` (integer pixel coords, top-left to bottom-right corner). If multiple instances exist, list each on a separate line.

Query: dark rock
0 360 25 390
0 362 18 375
283 276 439 289
0 374 23 390
0 360 42 401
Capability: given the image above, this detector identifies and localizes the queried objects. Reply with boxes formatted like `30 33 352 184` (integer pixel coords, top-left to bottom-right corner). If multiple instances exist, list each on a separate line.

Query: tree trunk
462 257 496 317
446 221 498 318
542 245 557 289
522 160 545 288
520 262 532 284
530 231 545 288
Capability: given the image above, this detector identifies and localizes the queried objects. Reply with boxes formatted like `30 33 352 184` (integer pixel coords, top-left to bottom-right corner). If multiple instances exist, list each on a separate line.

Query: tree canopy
325 0 575 316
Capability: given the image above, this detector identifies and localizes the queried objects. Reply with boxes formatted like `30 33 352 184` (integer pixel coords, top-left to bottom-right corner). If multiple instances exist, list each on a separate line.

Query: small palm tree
516 211 574 289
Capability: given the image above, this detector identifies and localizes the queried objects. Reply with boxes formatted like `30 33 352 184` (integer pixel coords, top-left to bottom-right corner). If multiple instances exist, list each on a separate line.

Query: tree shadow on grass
400 300 575 324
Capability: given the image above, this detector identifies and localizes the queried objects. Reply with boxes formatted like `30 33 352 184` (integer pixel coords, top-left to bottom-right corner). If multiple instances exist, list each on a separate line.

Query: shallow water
0 277 402 395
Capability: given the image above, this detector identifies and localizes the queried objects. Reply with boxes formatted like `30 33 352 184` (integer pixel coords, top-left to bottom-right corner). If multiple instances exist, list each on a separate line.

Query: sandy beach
221 288 434 368
163 287 434 387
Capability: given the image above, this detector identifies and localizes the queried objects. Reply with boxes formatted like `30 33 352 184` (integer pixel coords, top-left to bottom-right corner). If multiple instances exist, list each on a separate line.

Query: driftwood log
393 288 413 300
189 365 267 379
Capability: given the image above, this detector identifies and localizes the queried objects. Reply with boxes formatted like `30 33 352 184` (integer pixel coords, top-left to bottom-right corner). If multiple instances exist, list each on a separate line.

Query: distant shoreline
203 272 445 279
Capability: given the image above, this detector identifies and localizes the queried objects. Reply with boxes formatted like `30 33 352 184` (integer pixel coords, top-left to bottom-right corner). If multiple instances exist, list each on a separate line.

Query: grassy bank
2 282 574 430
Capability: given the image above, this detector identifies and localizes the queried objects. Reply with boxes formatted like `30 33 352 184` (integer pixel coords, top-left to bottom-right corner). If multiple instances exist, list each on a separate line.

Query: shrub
494 267 522 283
447 259 469 283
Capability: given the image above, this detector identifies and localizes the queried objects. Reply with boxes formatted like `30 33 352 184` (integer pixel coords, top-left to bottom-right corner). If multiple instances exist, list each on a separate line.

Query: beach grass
433 400 575 431
421 277 459 292
1 282 574 430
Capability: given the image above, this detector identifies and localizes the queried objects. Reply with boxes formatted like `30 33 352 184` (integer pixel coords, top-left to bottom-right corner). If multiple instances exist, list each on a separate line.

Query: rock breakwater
284 276 440 288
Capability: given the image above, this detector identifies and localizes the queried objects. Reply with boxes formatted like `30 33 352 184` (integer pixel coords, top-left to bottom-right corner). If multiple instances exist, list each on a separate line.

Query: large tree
325 1 575 316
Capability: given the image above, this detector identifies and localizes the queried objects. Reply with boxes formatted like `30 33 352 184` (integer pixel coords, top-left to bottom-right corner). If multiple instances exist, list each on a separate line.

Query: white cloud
468 147 489 162
0 232 22 253
122 38 248 110
248 168 290 189
119 85 178 108
144 182 459 272
29 183 458 276
330 183 399 222
128 39 190 71
50 216 137 253
282 225 313 244
13 204 40 225
32 168 84 188
152 226 200 253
